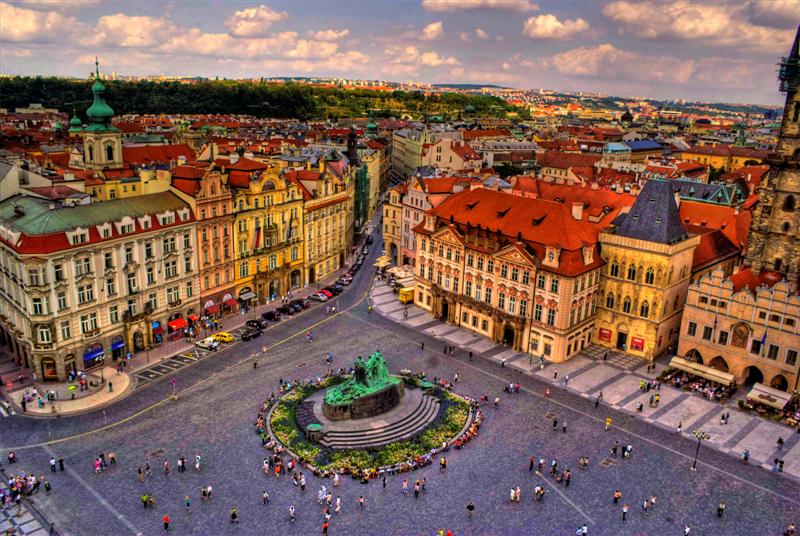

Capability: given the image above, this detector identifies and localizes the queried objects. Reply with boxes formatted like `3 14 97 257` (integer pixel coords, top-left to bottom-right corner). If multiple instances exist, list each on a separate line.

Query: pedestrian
357 495 365 509
613 490 621 504
717 501 725 517
605 417 612 431
553 417 558 430
454 372 459 382
529 456 536 471
564 374 569 386
466 502 475 518
562 421 567 433
335 496 341 514
641 499 648 514
510 488 516 502
421 342 424 350
545 388 551 398
538 457 544 472
684 525 691 535
611 441 619 457
163 514 169 532
778 437 785 450
414 481 420 498
553 369 558 380
382 475 386 489
58 457 64 471
515 486 521 502
402 479 408 495
564 470 571 487
622 504 628 521
184 496 191 512
262 491 269 505
49 458 56 472
230 507 239 524
493 396 500 407
649 495 656 509
322 521 329 536
289 505 296 522
677 421 683 434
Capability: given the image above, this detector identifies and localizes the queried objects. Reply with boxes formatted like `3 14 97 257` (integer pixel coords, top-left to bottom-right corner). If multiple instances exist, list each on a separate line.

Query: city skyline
1 0 799 106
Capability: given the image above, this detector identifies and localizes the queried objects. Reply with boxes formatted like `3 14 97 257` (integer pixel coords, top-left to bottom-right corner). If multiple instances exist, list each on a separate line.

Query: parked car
319 289 333 298
241 327 262 341
336 277 351 286
195 337 219 351
309 293 328 302
211 331 235 343
246 319 268 329
262 311 281 321
291 298 310 310
277 305 294 315
366 234 373 245
324 285 343 296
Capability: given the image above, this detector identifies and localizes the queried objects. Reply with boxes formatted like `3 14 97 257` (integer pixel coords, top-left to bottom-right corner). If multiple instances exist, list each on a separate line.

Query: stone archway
502 324 515 347
742 365 764 386
684 348 703 364
708 355 729 373
770 374 789 391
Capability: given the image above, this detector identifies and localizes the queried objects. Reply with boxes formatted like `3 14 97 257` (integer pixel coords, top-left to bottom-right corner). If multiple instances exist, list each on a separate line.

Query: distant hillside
0 77 514 120
433 83 508 90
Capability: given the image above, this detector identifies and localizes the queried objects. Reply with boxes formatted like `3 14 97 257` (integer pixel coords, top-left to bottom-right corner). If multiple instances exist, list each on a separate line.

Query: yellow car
211 331 234 343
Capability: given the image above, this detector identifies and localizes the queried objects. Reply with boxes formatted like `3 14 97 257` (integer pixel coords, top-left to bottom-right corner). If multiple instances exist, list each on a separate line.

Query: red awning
188 314 199 322
168 318 188 330
205 305 220 314
152 326 164 335
224 299 238 307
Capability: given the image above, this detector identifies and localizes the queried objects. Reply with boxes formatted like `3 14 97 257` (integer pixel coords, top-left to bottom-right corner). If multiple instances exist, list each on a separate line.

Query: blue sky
1 0 798 105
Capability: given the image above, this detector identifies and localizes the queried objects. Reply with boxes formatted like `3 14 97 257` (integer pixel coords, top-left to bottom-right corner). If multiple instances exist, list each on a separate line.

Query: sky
1 0 799 105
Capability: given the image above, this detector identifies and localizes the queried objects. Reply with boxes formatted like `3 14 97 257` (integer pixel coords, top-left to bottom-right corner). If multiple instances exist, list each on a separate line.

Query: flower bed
264 379 478 474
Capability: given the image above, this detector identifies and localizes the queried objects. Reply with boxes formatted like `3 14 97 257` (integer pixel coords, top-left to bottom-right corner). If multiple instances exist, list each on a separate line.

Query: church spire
84 57 117 133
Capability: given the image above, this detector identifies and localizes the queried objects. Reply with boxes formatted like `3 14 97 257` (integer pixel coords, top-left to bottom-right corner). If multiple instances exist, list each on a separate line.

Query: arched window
645 268 655 285
783 195 795 212
622 297 632 313
210 184 216 196
640 301 650 318
609 261 619 277
238 200 244 211
106 145 114 162
88 145 94 161
627 264 637 281
605 293 614 309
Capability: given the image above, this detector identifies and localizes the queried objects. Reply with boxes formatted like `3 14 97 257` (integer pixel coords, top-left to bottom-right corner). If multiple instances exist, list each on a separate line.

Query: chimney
177 155 187 165
571 202 583 220
229 153 240 165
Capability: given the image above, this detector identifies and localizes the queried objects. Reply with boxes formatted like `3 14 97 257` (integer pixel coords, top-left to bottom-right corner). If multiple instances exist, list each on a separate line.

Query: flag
760 331 767 356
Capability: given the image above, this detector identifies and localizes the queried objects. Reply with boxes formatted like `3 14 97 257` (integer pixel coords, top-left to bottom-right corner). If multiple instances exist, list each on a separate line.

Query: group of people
660 370 734 402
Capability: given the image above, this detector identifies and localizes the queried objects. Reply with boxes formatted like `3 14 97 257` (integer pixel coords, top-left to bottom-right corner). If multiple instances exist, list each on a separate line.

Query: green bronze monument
323 352 404 420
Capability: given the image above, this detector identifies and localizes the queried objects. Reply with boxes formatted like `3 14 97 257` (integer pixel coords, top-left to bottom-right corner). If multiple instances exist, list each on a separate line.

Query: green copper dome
68 109 82 133
84 58 118 132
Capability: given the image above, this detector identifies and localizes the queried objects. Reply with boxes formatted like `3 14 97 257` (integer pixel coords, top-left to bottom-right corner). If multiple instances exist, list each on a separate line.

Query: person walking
289 505 296 522
562 421 567 433
184 496 191 512
684 525 691 535
717 501 725 517
622 504 628 521
49 458 56 473
613 490 621 504
466 502 475 518
402 479 408 495
262 491 269 505
58 457 64 471
335 496 341 514
553 417 559 430
529 456 536 471
163 514 169 532
230 507 239 524
357 495 365 509
605 417 612 431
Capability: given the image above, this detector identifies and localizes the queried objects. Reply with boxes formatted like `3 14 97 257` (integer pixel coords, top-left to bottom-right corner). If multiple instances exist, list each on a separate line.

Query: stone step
323 392 430 436
319 395 440 449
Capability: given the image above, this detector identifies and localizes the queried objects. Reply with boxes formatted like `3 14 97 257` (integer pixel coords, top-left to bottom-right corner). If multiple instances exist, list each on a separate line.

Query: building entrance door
616 332 628 351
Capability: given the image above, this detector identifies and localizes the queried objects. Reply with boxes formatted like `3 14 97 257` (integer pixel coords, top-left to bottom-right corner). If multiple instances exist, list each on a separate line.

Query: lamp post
691 430 710 471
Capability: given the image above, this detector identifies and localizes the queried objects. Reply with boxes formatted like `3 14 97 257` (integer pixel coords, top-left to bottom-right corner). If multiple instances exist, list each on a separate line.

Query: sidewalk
9 366 131 417
370 282 800 483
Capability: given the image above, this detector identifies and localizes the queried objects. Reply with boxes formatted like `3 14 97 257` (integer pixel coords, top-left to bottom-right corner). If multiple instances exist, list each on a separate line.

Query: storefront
151 321 164 345
83 342 105 371
111 335 126 360
40 356 58 381
237 287 255 310
167 316 188 340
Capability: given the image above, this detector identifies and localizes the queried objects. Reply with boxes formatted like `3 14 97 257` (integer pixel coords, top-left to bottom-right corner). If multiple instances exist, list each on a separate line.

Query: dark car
246 319 268 329
241 327 262 341
277 305 294 315
290 299 310 310
366 235 373 245
262 310 281 321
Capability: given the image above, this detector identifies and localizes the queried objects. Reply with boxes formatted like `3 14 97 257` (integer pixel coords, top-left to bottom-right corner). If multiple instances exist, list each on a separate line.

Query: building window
183 233 191 249
606 293 615 309
453 276 459 292
60 321 71 341
446 248 452 260
37 326 51 343
164 260 177 278
466 254 474 268
622 297 632 314
702 326 713 341
508 296 516 314
485 287 492 304
472 315 478 327
186 281 193 297
787 349 798 366
498 293 505 309
240 262 249 278
750 339 763 355
522 270 530 285
184 256 192 273
77 285 95 304
534 303 543 322
125 246 133 265
444 275 451 290
537 274 546 289
148 292 158 310
162 236 176 255
487 260 494 273
687 322 697 336
54 264 64 281
465 281 472 297
767 344 780 360
438 245 444 257
511 267 519 282
718 331 729 345
145 242 153 259
500 264 508 278
546 308 556 326
80 313 98 334
519 299 528 317
106 278 116 295
436 271 443 286
32 297 44 315
610 261 619 277
57 292 67 310
627 264 637 281
481 319 489 331
109 305 119 324
75 257 91 276
167 286 180 304
475 285 482 301
639 301 649 318
645 268 655 285
544 343 551 356
477 257 484 270
550 278 559 293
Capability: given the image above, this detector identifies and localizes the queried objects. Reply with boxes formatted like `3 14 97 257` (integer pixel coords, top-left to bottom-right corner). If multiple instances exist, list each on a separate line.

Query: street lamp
691 430 711 471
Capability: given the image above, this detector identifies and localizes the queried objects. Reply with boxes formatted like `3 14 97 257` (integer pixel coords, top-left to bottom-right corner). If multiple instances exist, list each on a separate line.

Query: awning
111 340 125 351
83 348 104 362
374 259 391 268
225 298 240 307
668 356 736 387
205 305 220 314
238 291 256 302
168 318 188 330
747 382 791 410
188 314 199 322
152 326 165 335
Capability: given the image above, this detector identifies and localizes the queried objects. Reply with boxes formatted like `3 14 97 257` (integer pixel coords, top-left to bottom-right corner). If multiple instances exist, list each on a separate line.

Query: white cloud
385 45 459 67
226 4 289 37
602 0 796 53
545 44 692 83
285 40 339 59
522 14 588 40
475 28 490 40
421 51 459 66
94 13 175 47
744 0 800 29
20 0 100 8
420 21 443 40
308 28 350 41
422 0 538 12
0 1 85 42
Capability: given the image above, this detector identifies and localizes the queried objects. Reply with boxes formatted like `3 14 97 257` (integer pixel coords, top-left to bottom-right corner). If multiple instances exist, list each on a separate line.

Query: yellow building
595 181 700 361
382 184 406 265
221 156 305 306
680 145 768 173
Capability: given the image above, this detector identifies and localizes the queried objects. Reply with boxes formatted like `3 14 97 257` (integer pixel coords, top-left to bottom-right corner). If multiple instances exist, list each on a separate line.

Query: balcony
81 328 101 340
34 341 54 350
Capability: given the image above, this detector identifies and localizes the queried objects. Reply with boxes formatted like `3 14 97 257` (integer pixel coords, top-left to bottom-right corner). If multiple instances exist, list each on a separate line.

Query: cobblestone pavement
1 241 798 535
373 284 800 484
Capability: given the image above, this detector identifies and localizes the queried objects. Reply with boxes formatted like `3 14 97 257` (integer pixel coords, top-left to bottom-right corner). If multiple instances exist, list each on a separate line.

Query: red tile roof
730 267 786 294
123 144 195 165
538 151 601 170
461 129 511 141
213 157 269 172
172 165 207 179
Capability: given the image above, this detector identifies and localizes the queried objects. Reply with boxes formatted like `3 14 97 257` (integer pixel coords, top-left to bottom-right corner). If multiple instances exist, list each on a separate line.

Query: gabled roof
615 180 688 244
122 144 195 166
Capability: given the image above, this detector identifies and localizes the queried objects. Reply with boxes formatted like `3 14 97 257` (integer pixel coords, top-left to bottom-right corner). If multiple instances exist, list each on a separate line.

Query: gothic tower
743 26 800 291
82 58 123 170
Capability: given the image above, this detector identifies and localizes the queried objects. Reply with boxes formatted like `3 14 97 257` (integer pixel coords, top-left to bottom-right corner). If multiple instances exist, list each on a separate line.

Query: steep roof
615 180 688 244
123 144 195 165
